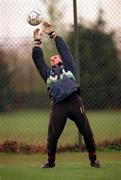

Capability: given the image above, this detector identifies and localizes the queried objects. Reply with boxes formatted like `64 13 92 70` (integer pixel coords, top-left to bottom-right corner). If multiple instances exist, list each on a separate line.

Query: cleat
41 162 55 168
90 160 101 168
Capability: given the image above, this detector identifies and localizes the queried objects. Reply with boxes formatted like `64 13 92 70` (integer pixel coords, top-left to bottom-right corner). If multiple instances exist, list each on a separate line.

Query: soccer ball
27 10 43 26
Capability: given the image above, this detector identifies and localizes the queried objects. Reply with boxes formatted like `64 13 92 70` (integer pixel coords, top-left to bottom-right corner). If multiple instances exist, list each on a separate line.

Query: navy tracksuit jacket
32 36 80 104
32 36 97 164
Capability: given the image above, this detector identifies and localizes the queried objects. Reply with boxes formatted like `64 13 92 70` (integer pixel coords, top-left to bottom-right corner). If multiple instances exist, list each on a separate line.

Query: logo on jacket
47 66 75 87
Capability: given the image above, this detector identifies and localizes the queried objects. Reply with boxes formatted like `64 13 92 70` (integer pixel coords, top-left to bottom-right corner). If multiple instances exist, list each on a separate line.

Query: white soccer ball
27 10 43 26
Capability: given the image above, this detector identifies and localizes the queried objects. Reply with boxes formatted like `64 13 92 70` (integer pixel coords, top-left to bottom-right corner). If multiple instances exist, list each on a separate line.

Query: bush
0 138 121 154
97 138 121 151
19 143 35 154
2 139 18 152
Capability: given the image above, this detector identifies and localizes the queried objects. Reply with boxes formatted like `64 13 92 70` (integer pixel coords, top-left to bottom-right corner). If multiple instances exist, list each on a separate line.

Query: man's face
50 55 62 66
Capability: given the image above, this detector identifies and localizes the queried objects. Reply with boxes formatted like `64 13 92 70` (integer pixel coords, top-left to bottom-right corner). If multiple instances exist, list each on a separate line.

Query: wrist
34 39 41 47
48 31 57 39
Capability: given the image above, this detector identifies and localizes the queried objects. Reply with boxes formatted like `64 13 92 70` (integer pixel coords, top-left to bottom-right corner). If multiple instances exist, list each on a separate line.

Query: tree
40 0 66 59
67 9 121 109
0 49 13 112
41 0 62 25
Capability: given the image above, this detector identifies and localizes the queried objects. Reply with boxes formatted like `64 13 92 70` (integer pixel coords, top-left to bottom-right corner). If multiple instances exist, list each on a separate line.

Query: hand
33 28 43 40
33 28 43 47
43 21 54 35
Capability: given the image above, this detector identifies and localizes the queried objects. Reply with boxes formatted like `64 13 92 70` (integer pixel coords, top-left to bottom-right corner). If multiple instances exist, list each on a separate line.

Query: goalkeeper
32 21 101 168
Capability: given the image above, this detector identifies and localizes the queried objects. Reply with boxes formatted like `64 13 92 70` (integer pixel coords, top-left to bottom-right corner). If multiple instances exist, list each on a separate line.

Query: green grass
88 110 121 143
0 151 121 180
0 109 121 145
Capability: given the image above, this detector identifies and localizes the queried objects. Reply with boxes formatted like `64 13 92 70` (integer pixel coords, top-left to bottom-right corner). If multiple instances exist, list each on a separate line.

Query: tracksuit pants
47 92 97 164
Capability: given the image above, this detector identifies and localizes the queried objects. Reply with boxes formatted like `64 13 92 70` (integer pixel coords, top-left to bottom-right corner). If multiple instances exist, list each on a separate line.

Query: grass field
0 151 121 180
0 109 121 145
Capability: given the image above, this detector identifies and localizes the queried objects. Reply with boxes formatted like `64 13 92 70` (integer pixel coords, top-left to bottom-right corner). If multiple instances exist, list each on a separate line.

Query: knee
47 135 58 143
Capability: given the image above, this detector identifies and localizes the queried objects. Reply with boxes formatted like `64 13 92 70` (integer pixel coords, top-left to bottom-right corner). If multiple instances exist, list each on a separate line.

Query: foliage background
0 0 121 147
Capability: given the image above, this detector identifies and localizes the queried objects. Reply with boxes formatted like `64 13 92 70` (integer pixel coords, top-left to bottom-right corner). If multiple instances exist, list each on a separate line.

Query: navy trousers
47 92 96 163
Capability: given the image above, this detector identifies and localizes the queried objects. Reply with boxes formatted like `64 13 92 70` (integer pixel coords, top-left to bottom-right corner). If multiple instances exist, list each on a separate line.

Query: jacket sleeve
32 47 49 83
55 36 77 76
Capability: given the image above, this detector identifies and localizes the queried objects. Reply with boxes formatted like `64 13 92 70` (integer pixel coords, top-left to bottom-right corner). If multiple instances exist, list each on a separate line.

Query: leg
72 112 97 161
75 111 101 168
42 102 67 168
68 95 101 167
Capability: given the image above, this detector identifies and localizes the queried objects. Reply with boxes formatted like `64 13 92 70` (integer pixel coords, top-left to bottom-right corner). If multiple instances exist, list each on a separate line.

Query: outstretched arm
54 36 77 76
32 28 49 83
42 21 77 76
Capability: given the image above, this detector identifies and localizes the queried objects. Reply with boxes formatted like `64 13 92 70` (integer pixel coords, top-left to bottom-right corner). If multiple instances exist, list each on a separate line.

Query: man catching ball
32 21 101 168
